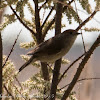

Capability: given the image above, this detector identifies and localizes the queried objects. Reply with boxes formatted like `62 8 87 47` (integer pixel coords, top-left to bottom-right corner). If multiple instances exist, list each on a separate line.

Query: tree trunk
49 0 64 100
0 9 3 100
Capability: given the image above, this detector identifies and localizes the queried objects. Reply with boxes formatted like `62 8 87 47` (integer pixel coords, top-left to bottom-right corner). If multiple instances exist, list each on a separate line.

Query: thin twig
2 30 22 68
2 29 24 95
59 77 100 90
41 6 54 29
74 1 86 53
4 85 15 100
2 29 23 90
58 53 86 84
39 0 49 10
5 74 27 100
43 18 55 38
41 9 46 24
14 76 23 89
9 5 36 37
76 9 100 25
76 11 97 31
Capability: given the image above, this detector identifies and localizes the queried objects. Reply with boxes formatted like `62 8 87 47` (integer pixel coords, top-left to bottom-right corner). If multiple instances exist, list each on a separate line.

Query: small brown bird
19 29 80 72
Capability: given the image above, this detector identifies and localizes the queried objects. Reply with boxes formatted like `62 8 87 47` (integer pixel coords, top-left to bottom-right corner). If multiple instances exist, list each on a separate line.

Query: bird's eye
70 32 73 34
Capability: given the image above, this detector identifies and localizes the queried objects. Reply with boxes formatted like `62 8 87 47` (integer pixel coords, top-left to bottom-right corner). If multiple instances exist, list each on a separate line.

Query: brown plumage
19 29 80 72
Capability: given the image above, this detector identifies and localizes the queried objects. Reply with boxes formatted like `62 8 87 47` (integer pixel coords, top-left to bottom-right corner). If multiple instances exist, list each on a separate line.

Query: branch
50 59 62 100
0 22 2 100
58 53 86 84
74 1 86 53
2 29 23 90
49 0 64 99
43 0 74 39
76 11 97 31
2 30 22 68
41 62 50 81
41 6 54 29
59 77 100 90
15 76 23 89
43 18 55 39
34 0 49 80
4 85 15 100
39 0 49 10
9 5 36 37
34 1 50 100
61 34 100 100
34 0 42 42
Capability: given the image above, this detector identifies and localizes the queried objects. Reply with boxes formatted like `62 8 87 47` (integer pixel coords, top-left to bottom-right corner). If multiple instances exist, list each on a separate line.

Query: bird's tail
19 56 36 73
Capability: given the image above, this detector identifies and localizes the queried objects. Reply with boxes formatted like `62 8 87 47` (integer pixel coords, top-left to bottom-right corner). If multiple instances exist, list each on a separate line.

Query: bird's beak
77 32 81 35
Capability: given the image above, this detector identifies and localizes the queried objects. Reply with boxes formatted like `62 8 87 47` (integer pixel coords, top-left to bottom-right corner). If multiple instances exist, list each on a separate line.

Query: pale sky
2 0 100 46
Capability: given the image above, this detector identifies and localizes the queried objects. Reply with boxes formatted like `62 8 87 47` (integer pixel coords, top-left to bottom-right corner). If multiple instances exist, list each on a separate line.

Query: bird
19 29 80 72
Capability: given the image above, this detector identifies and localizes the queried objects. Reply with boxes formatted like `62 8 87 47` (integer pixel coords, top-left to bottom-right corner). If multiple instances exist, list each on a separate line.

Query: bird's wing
27 34 65 56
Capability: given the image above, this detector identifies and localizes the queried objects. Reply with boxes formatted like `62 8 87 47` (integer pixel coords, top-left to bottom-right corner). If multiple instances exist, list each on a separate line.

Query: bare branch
59 77 100 90
74 1 86 53
7 74 27 100
58 52 86 84
41 6 54 29
0 9 3 100
39 0 49 10
14 76 23 89
76 11 97 31
43 18 55 38
61 34 100 100
9 5 36 37
2 30 22 68
4 85 15 100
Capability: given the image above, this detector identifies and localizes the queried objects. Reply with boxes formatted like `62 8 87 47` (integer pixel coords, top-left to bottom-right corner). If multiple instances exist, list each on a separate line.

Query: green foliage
69 92 77 100
78 0 92 13
27 2 35 15
0 14 16 31
2 53 71 100
16 0 28 18
6 0 18 5
3 56 22 100
95 0 100 10
84 27 100 32
23 18 36 29
61 58 70 65
20 41 36 49
64 7 82 24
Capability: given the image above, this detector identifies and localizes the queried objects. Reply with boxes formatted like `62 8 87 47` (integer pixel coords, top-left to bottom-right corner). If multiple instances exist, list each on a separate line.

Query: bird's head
62 29 81 36
61 29 81 43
